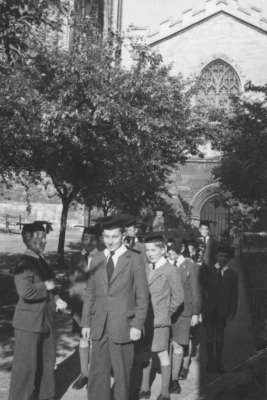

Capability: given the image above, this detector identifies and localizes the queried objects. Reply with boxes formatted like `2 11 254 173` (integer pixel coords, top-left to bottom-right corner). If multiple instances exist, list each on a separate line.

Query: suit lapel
93 252 108 290
109 251 131 285
147 263 166 286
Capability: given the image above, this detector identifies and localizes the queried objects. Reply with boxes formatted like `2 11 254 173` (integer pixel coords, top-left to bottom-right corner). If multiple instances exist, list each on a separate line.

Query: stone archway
191 183 230 240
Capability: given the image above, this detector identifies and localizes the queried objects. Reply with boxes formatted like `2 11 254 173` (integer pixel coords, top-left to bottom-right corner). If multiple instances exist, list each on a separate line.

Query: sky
122 0 267 30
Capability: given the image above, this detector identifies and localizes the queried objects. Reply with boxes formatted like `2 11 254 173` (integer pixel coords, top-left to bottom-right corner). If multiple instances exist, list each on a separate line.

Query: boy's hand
130 327 141 341
82 327 91 341
45 280 55 291
56 297 67 311
191 314 199 327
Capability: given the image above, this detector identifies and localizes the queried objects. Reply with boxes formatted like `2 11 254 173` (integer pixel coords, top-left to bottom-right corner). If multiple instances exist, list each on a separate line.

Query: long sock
140 358 152 392
161 365 171 397
183 341 192 369
79 343 89 377
172 350 183 380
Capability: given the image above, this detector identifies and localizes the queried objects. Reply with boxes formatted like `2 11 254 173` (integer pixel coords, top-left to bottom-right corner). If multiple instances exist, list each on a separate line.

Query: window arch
197 59 241 108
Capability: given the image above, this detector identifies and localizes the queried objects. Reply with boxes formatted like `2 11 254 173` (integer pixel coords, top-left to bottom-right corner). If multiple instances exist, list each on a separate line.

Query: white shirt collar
177 254 186 267
150 256 166 270
214 262 229 275
104 244 127 267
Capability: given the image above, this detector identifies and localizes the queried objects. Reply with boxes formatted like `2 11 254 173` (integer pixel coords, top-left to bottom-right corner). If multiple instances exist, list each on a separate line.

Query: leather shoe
179 367 189 380
156 394 170 400
170 379 181 394
72 374 88 390
138 390 151 399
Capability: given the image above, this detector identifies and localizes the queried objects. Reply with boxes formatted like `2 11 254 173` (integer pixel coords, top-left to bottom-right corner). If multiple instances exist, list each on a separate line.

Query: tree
212 84 267 231
0 20 203 262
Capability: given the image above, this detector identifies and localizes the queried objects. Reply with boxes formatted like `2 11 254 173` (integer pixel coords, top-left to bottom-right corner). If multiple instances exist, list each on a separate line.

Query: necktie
217 268 222 282
152 263 156 270
107 251 115 282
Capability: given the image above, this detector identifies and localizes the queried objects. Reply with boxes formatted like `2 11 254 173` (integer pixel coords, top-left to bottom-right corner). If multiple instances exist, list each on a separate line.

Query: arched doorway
191 184 230 241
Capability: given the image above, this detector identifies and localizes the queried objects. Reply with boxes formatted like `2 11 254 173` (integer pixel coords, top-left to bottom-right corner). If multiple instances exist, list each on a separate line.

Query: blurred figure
167 239 201 394
9 221 67 400
201 245 238 373
152 210 165 232
69 225 100 390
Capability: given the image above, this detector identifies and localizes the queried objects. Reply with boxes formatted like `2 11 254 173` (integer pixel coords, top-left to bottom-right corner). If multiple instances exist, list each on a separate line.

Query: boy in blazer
139 232 184 400
9 221 67 400
69 224 100 390
167 239 201 394
201 245 238 373
81 215 149 400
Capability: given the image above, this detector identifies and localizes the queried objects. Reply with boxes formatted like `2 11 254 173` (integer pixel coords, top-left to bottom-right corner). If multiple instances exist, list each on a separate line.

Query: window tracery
198 59 240 108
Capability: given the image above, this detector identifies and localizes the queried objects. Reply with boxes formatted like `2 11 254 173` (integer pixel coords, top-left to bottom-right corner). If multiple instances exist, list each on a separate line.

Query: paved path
57 257 256 400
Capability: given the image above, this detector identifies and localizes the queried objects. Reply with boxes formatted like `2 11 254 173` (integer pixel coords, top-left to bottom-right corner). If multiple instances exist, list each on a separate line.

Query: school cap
141 231 166 243
20 220 53 235
217 244 234 256
167 238 183 253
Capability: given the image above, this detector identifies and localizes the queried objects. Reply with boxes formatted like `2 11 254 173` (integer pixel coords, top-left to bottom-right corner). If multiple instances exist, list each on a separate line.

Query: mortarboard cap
75 224 101 236
94 215 131 231
20 221 53 235
167 238 183 253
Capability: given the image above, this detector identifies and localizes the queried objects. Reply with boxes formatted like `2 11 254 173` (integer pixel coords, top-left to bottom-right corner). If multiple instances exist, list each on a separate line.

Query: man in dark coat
9 221 67 400
81 215 149 400
201 245 238 373
199 220 217 268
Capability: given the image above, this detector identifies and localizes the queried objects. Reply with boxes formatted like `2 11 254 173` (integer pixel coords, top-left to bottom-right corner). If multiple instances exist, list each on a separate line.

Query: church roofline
148 10 267 47
127 0 267 46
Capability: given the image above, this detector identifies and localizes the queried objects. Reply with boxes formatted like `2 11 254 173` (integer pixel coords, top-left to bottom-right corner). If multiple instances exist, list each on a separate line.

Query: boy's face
188 244 196 257
200 224 209 238
145 242 165 264
216 251 229 267
126 225 138 237
28 231 47 255
167 249 179 262
103 228 124 252
82 233 98 252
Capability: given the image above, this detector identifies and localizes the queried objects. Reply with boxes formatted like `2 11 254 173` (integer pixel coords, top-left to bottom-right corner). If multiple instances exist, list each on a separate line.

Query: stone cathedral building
110 0 267 239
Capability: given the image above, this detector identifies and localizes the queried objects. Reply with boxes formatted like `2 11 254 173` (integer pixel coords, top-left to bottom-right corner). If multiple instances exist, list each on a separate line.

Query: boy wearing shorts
139 233 184 400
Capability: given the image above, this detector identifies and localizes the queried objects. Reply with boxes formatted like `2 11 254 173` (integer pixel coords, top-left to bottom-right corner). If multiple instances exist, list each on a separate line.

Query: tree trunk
57 198 70 266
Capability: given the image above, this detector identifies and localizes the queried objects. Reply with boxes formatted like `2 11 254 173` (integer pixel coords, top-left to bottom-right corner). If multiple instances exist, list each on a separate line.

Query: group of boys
8 215 238 400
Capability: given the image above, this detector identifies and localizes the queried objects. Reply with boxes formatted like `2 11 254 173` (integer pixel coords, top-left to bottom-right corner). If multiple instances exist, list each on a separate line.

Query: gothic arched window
198 59 240 108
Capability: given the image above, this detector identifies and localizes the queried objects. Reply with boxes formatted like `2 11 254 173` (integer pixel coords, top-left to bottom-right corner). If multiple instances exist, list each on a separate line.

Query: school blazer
146 262 184 328
81 249 149 344
178 259 202 317
12 255 55 333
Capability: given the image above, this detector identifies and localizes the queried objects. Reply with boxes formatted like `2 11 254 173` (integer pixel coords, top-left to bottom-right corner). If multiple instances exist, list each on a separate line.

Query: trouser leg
171 341 184 380
79 338 89 377
206 321 216 369
87 336 111 400
215 321 225 372
38 331 56 400
8 330 39 400
109 339 134 400
158 350 171 397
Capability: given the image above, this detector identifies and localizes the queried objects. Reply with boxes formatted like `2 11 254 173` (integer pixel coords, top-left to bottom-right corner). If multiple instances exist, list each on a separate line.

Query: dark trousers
9 329 56 400
205 314 225 366
88 334 134 400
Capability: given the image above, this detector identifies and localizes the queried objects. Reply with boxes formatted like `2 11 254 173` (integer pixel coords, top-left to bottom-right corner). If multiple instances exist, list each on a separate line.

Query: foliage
211 84 267 232
0 0 67 68
0 19 203 260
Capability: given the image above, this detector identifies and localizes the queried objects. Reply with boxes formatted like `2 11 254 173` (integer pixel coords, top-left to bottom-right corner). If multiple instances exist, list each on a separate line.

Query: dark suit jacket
202 236 217 268
200 265 238 320
178 259 202 317
12 254 55 333
81 248 149 344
